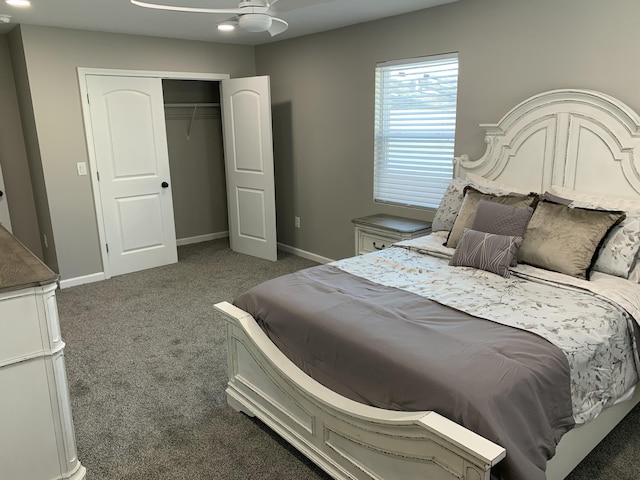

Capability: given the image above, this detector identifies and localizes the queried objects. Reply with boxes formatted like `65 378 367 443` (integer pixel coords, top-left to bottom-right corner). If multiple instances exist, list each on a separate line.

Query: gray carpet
56 239 640 479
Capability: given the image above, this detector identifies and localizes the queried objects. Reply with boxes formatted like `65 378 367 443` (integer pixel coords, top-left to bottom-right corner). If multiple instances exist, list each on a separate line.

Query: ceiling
0 0 456 45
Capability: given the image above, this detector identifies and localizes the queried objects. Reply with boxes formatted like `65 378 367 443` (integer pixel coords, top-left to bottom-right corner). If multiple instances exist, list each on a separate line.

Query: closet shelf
164 102 220 139
164 102 220 108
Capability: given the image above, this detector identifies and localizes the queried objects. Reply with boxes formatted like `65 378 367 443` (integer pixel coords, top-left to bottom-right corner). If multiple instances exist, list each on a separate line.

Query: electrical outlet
294 216 301 228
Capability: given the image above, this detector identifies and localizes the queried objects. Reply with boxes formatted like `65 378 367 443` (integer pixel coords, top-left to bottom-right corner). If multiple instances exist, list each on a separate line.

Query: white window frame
374 52 459 210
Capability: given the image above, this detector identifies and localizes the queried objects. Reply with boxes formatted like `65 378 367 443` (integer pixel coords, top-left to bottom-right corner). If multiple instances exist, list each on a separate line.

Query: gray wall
6 0 640 277
0 34 41 256
256 0 640 261
7 28 54 268
12 25 255 279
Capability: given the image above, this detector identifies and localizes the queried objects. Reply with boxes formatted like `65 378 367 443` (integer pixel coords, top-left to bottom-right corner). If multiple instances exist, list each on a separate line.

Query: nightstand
352 214 432 255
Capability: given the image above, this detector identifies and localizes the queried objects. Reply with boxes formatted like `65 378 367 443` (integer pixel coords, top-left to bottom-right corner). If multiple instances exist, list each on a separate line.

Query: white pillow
592 211 640 278
549 185 640 212
628 260 640 283
431 178 469 232
465 172 531 195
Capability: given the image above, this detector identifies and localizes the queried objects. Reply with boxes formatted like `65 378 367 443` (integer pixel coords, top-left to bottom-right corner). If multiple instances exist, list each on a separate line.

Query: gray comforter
234 264 576 480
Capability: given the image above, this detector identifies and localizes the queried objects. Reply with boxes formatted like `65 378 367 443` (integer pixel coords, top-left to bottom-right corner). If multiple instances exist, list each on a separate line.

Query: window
374 53 459 209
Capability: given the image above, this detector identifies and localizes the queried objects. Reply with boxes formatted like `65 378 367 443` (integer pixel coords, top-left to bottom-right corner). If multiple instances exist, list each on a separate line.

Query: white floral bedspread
331 232 640 424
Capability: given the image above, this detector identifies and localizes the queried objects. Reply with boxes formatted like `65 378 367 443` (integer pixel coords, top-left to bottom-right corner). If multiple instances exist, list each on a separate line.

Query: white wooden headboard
454 89 640 198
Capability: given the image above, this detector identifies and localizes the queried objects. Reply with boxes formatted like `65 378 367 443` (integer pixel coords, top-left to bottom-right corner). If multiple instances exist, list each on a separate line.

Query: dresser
352 214 432 255
0 226 86 480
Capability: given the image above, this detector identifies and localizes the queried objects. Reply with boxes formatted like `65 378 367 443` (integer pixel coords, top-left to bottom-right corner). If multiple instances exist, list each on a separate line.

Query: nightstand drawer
359 231 397 254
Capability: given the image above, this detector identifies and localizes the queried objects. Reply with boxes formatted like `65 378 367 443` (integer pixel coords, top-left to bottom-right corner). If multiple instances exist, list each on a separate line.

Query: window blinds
374 53 459 209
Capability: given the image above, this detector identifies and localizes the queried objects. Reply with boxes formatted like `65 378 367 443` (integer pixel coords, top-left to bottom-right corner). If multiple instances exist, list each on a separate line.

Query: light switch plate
77 162 87 176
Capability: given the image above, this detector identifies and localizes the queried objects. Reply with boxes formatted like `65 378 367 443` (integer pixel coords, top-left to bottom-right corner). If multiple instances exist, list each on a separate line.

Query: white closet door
0 162 11 232
221 76 277 261
86 75 177 277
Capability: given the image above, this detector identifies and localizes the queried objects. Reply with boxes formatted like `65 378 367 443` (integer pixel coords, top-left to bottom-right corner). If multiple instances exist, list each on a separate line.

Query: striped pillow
449 229 522 278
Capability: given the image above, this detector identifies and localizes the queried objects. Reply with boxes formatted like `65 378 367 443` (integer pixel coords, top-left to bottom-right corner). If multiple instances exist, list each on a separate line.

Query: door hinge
106 243 109 253
87 93 90 105
96 171 100 181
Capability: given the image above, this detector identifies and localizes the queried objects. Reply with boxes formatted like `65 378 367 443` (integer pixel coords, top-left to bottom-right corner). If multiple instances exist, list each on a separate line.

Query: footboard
214 301 506 480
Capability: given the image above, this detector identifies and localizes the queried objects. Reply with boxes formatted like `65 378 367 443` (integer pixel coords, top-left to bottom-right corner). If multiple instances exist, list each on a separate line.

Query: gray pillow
471 200 533 266
450 229 522 278
472 200 534 237
446 187 538 249
518 201 626 279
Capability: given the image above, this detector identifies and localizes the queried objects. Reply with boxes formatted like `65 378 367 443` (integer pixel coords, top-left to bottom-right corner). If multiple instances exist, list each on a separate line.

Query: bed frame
214 89 640 480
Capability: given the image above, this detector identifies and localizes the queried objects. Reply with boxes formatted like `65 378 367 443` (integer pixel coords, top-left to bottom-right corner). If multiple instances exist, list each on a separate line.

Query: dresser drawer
0 284 62 366
0 293 42 365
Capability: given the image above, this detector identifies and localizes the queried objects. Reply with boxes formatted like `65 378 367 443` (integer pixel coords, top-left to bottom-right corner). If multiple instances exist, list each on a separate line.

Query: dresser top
0 225 58 293
352 214 432 233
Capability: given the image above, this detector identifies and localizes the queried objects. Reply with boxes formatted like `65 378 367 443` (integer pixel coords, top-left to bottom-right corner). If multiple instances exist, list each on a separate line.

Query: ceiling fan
131 0 312 37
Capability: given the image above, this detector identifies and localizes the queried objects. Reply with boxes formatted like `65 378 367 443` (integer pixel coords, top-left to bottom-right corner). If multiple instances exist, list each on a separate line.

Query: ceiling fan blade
131 0 245 15
270 0 339 14
267 17 288 36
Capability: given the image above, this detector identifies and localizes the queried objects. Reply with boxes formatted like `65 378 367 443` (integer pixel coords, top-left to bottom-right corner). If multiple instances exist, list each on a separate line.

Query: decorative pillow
432 176 535 233
518 201 626 279
570 198 640 279
432 178 469 232
446 187 538 249
471 200 534 237
449 229 522 278
592 211 640 278
546 187 640 278
471 200 533 265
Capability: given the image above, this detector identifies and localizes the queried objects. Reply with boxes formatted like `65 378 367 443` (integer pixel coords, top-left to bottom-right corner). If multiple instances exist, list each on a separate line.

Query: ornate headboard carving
454 89 640 197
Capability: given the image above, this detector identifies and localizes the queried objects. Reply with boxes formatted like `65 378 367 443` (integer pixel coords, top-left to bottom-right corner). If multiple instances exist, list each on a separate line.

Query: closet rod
164 102 220 108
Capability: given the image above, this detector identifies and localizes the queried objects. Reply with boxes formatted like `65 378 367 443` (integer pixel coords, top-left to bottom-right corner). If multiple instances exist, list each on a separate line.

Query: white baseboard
277 242 335 265
177 231 229 246
59 272 106 289
59 238 329 289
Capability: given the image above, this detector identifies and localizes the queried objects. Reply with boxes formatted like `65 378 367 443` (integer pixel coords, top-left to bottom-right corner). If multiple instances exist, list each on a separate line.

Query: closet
162 80 228 244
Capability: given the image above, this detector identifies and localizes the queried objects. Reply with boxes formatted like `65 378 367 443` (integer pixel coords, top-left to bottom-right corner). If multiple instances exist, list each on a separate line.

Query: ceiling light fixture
0 14 10 23
5 0 31 7
238 13 272 32
217 23 235 32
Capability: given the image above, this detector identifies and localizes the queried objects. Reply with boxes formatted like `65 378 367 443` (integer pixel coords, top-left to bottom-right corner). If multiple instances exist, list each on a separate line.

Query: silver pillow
431 177 528 233
536 193 639 278
450 229 522 278
518 201 626 279
446 187 537 249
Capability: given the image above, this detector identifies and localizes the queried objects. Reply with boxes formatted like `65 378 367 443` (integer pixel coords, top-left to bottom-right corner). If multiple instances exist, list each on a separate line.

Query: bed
214 89 640 480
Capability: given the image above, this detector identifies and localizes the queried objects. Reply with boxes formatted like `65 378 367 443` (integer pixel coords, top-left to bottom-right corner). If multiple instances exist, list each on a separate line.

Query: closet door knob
161 182 169 188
